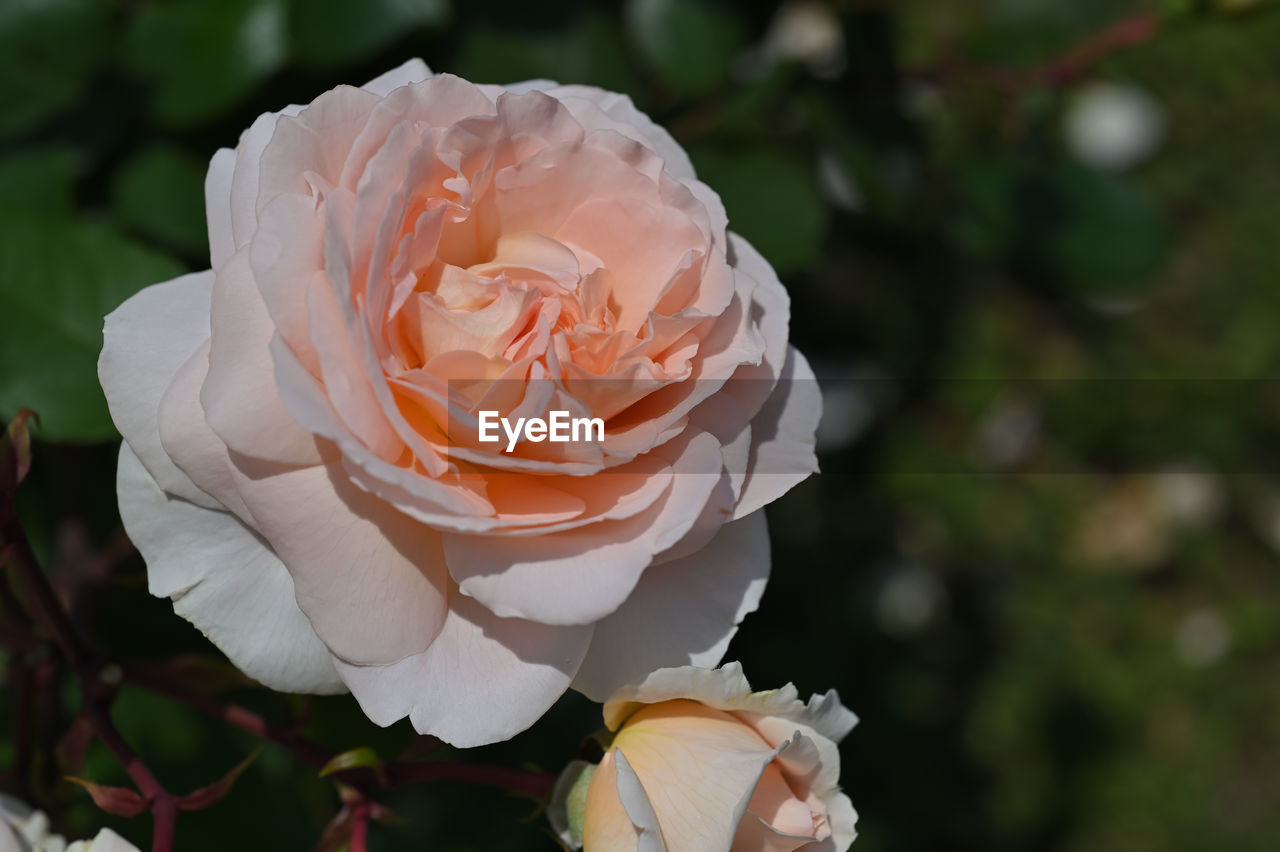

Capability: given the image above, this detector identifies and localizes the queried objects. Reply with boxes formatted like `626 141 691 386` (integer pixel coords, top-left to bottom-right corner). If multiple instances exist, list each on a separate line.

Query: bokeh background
3 0 1280 849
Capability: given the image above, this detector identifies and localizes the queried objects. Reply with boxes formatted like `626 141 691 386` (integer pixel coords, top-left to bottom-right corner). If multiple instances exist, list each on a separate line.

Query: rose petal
733 347 821 520
442 431 725 626
98 271 220 511
202 248 323 467
543 85 696 182
613 701 780 852
333 587 591 747
583 751 656 851
613 749 668 852
205 148 236 268
226 451 449 667
572 513 769 702
117 444 342 693
157 341 252 522
361 58 433 97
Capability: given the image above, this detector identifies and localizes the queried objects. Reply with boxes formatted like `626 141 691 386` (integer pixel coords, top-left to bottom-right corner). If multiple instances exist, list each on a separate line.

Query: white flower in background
1063 81 1166 171
0 796 138 852
757 1 847 79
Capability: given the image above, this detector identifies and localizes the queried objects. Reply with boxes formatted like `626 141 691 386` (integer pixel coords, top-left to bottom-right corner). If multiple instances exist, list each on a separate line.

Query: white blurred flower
0 796 139 852
763 1 846 78
1174 607 1231 668
876 564 946 636
1 794 65 852
974 397 1040 469
1154 469 1225 529
1063 82 1166 171
818 150 863 212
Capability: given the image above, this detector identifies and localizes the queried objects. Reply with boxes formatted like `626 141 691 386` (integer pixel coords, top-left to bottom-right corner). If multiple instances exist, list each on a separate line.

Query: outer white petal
205 148 236 269
98 271 220 512
733 347 822 520
604 664 857 747
361 58 433 96
333 589 592 747
117 443 343 694
572 513 770 702
820 792 859 852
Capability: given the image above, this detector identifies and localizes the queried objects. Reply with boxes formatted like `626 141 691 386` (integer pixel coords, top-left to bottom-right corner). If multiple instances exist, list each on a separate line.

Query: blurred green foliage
2 0 1280 849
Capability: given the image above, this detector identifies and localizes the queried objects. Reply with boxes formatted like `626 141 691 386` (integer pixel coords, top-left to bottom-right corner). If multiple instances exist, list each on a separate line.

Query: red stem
123 664 556 799
2 513 178 851
914 12 1161 93
350 803 370 852
387 761 556 798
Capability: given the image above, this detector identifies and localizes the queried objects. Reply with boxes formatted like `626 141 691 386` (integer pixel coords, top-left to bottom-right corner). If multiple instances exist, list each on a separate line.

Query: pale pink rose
550 664 857 851
98 60 821 746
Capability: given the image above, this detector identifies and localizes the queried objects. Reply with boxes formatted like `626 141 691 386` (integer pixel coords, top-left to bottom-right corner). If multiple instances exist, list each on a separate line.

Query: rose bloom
551 664 857 851
99 60 820 746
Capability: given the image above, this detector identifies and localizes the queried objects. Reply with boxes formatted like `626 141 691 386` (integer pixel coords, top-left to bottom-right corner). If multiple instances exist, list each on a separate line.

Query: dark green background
2 0 1279 849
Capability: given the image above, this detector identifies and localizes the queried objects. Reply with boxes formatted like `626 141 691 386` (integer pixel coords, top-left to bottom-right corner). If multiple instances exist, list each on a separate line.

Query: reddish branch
913 12 1161 93
1 512 180 851
3 520 556 847
124 665 556 798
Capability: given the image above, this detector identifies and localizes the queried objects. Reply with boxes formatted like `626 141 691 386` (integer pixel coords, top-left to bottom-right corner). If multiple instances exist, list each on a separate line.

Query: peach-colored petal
250 192 328 374
612 701 780 852
732 762 821 851
305 277 405 461
268 335 511 530
441 431 725 625
542 84 697 182
584 753 639 851
256 85 381 207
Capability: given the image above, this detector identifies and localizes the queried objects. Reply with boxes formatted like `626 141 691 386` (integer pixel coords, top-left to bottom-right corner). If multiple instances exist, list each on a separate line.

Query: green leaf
320 746 387 785
111 146 210 258
0 0 109 138
288 0 449 70
0 219 185 442
0 148 78 218
124 0 287 127
691 147 828 276
624 0 745 97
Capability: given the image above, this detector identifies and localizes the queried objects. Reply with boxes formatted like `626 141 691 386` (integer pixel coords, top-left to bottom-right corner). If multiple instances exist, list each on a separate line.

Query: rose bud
550 664 857 851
